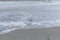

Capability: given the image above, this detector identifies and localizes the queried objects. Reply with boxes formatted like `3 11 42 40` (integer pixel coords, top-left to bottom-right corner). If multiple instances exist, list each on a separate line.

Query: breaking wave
0 1 60 34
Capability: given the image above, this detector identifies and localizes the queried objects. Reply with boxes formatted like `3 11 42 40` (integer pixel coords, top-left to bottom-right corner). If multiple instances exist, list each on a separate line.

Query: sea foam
0 1 60 34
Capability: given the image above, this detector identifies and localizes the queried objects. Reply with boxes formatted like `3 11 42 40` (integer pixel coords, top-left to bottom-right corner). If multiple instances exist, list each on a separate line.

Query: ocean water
0 1 60 34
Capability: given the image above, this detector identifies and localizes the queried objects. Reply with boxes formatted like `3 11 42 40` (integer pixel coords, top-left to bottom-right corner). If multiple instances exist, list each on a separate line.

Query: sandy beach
0 27 60 40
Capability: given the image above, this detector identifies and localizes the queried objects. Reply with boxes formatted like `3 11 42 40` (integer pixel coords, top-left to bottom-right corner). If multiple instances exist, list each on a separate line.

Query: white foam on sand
0 28 20 34
0 20 60 34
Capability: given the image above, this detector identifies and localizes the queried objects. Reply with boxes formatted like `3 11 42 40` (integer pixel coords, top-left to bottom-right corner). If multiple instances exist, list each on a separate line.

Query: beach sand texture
0 27 60 40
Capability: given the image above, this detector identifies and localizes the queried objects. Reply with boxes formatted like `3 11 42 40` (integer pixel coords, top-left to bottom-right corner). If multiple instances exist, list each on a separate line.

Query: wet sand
0 27 60 40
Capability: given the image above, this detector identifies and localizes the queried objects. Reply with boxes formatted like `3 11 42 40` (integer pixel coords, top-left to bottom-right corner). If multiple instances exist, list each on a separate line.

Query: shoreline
0 27 59 35
0 27 60 40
